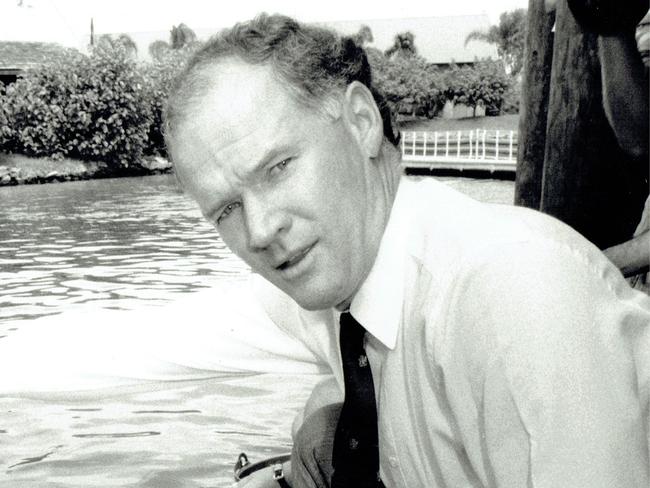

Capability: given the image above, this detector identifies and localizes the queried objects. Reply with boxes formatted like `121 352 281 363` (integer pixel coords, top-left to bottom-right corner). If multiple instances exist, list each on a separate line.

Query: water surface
0 176 248 323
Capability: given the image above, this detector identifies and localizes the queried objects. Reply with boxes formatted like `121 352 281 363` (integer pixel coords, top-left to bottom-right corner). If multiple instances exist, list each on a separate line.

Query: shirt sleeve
0 275 328 396
440 239 650 487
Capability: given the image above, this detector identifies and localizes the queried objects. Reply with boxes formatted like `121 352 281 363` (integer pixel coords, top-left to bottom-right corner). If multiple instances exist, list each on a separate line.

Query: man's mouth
276 244 315 271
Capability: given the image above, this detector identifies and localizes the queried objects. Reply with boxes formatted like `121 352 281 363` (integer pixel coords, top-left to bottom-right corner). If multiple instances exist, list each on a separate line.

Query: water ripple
72 431 161 439
7 445 65 470
132 410 202 415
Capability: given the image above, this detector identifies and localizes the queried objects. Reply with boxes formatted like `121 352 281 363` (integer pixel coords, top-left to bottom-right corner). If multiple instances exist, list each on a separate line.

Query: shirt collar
349 177 413 349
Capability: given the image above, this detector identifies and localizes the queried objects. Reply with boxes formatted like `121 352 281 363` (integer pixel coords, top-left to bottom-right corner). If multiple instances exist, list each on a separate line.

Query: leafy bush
369 50 514 119
0 56 73 158
442 59 512 116
0 89 9 150
370 50 445 118
0 44 153 167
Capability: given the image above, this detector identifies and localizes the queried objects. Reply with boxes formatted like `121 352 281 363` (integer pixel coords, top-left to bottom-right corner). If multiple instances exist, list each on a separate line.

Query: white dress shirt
257 176 650 487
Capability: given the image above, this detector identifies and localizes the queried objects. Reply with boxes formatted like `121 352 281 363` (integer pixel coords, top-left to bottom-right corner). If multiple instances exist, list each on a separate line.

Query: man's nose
243 195 290 251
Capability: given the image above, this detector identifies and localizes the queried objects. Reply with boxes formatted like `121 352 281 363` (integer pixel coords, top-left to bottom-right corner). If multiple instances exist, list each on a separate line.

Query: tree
353 25 374 46
148 23 198 61
370 50 443 117
97 33 138 59
148 39 170 62
385 31 418 59
170 23 197 49
465 9 527 76
442 59 511 116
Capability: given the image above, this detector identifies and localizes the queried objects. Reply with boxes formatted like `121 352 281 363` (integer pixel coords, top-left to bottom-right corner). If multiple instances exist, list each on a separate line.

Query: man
0 13 648 488
162 14 649 487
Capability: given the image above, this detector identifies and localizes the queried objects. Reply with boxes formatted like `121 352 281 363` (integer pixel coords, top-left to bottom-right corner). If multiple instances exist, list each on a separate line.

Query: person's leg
289 403 341 488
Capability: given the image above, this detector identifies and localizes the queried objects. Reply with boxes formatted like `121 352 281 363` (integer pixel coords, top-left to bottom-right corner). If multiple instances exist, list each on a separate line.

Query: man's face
171 60 386 310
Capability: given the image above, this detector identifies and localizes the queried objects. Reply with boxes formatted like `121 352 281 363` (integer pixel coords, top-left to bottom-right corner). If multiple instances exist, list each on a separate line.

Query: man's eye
270 158 291 175
216 201 241 224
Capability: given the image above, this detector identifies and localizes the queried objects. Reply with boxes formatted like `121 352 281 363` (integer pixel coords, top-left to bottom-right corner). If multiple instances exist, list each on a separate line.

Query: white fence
401 129 518 172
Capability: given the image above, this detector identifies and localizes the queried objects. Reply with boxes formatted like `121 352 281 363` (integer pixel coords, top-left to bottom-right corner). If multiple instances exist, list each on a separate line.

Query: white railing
400 129 518 172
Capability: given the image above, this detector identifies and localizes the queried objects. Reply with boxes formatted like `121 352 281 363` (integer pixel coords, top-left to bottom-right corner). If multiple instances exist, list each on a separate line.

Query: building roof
0 41 68 73
323 15 498 65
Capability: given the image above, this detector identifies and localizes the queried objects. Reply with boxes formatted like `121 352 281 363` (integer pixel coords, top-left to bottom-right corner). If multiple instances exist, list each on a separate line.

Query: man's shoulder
404 179 630 347
403 178 602 281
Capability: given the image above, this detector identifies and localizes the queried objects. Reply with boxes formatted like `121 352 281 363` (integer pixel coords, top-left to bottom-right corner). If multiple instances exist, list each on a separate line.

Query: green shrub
0 44 153 167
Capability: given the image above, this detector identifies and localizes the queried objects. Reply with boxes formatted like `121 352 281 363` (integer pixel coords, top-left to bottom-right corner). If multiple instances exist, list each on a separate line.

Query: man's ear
343 81 383 159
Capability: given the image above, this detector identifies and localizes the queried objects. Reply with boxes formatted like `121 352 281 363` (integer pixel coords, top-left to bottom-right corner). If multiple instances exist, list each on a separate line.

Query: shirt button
389 457 398 468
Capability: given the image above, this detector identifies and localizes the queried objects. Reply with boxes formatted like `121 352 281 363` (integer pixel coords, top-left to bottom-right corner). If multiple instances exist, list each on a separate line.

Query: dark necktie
331 312 385 488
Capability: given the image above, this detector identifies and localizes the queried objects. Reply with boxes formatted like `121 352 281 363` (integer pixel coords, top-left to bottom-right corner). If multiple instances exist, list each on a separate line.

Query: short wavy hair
164 13 400 149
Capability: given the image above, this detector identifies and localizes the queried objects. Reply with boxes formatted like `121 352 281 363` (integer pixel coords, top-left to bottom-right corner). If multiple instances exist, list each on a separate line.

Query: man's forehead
197 60 282 125
171 57 345 172
175 60 291 152
171 59 317 182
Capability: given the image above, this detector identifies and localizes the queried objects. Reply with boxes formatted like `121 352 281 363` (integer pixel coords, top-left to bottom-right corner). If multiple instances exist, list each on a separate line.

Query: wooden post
540 0 646 248
514 0 555 208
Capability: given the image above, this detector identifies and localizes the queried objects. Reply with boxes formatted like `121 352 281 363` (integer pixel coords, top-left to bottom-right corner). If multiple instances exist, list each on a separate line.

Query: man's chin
283 286 346 311
291 295 336 311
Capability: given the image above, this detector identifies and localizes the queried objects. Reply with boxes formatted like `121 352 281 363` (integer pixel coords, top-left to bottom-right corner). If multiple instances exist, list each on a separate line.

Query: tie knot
339 312 366 346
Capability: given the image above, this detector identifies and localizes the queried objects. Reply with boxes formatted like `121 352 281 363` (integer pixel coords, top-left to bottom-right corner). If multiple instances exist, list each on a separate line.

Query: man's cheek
219 226 247 259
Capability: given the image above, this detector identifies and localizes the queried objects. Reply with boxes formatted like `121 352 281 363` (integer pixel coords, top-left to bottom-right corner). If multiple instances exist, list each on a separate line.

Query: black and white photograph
0 0 648 486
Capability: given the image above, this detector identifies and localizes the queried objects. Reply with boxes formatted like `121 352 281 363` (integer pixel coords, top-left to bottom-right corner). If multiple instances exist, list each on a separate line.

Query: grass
399 114 519 132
